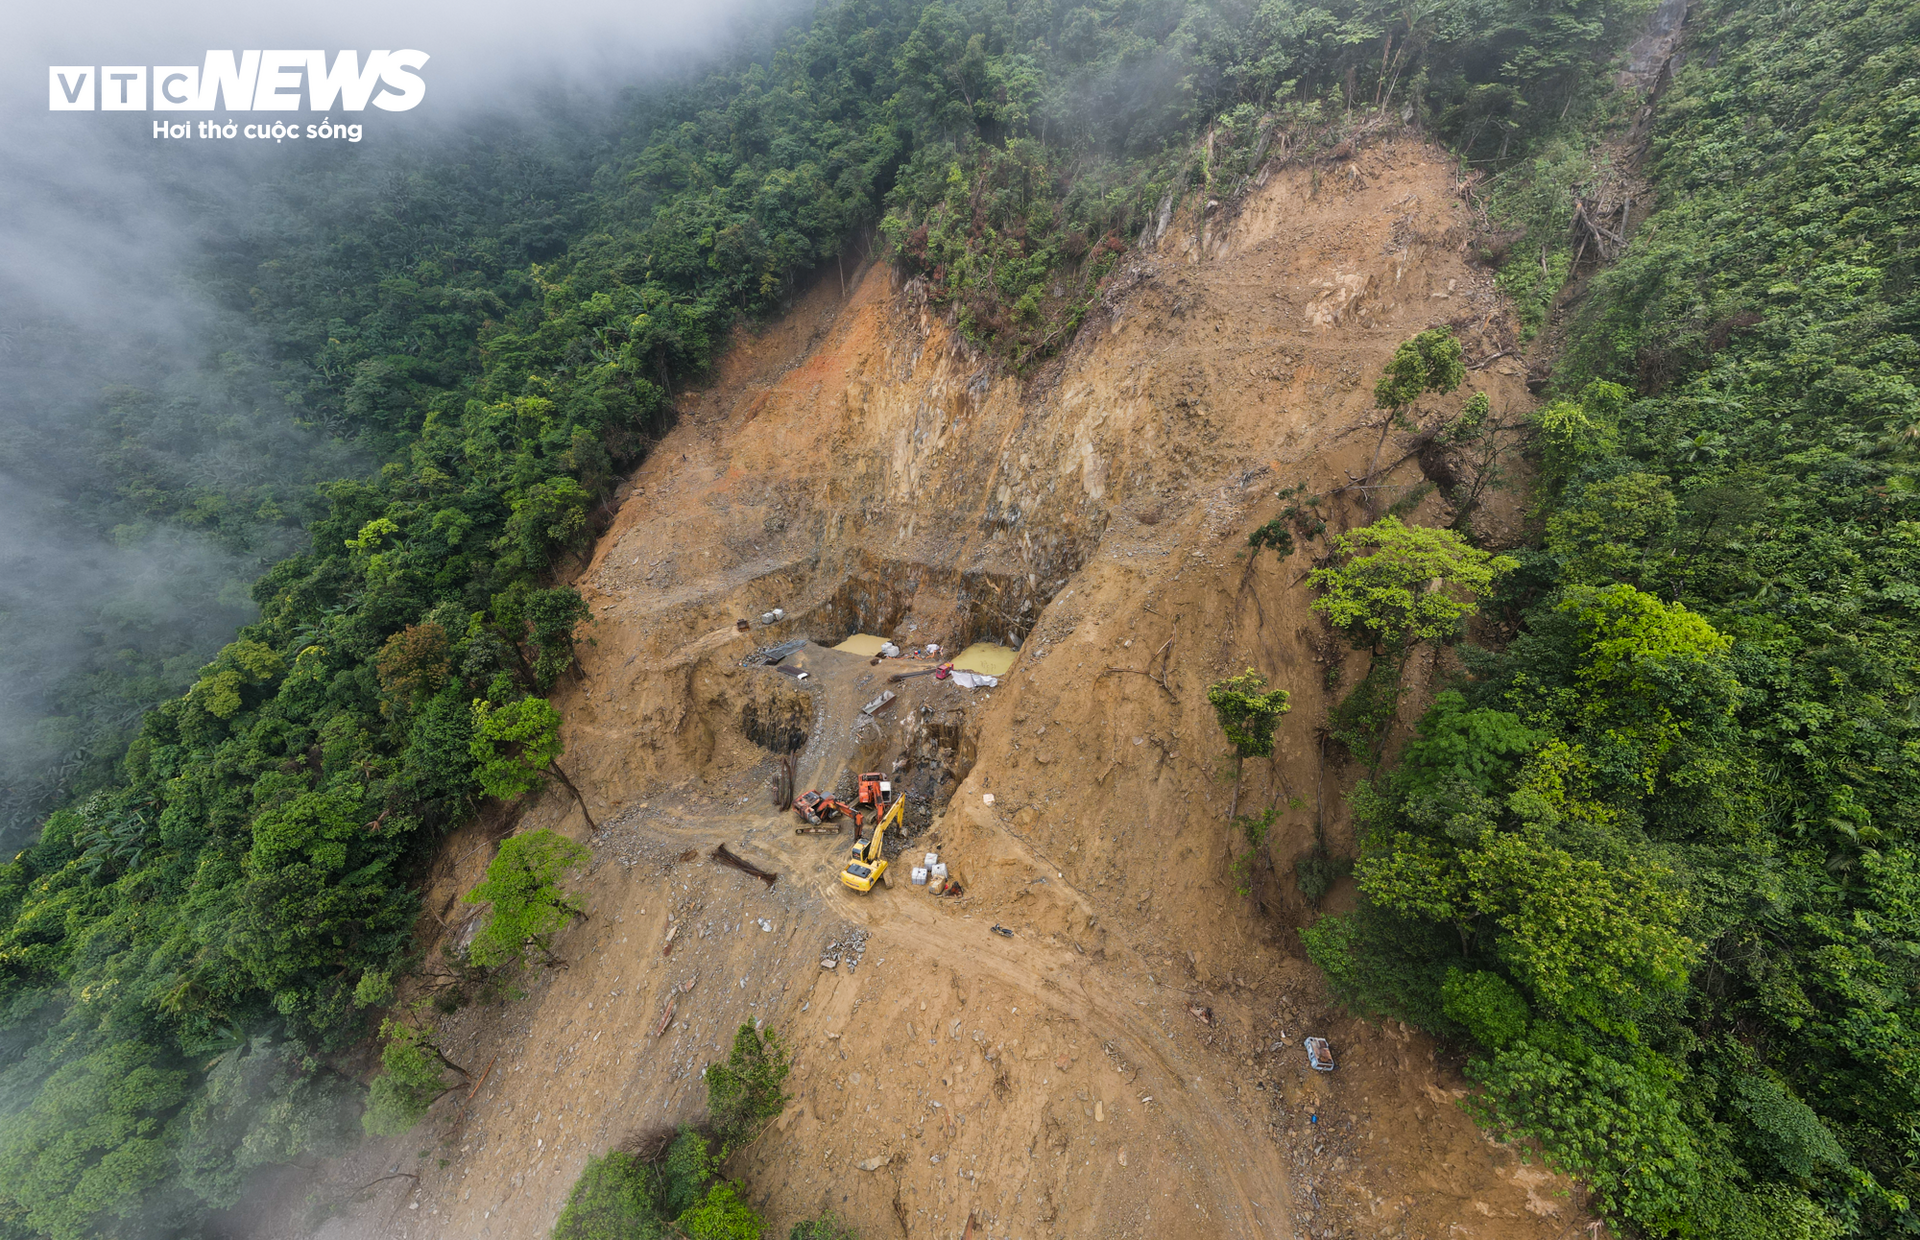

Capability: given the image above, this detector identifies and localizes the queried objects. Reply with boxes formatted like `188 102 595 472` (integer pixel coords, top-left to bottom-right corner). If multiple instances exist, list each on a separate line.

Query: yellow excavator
839 795 904 892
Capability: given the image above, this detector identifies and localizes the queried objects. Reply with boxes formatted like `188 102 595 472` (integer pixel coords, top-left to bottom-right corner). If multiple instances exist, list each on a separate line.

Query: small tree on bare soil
362 1018 469 1136
1361 328 1465 513
1207 669 1292 822
463 829 591 970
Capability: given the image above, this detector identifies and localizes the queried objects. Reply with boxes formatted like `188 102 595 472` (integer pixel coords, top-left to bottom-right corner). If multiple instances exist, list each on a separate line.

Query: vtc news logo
49 51 429 111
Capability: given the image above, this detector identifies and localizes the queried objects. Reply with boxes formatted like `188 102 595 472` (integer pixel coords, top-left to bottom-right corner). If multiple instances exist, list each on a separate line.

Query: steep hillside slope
278 135 1587 1240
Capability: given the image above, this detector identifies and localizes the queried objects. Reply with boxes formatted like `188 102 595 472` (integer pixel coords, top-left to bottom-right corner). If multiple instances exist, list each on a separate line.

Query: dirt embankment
276 136 1599 1240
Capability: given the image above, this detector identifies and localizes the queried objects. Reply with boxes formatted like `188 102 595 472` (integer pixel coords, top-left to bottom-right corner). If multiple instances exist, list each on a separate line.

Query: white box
924 852 940 868
911 867 929 886
930 863 948 880
101 66 147 110
49 67 95 110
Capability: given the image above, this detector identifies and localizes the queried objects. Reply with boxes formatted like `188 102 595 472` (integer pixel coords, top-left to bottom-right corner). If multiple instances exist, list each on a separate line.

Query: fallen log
466 1055 497 1100
712 843 778 886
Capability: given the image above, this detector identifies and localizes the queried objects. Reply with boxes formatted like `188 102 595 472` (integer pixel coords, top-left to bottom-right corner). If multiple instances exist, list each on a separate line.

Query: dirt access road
268 135 1604 1240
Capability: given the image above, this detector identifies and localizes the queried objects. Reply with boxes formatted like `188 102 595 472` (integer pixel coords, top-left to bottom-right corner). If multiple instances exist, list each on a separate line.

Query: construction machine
793 790 860 834
854 772 895 818
840 796 903 892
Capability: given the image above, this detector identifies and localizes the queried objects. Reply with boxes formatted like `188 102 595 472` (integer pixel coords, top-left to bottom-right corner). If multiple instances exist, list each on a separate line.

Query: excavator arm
868 796 904 858
840 796 905 892
794 791 865 829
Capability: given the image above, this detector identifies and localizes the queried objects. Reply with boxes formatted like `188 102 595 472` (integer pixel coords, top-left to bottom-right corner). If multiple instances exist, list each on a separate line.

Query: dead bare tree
1100 636 1177 702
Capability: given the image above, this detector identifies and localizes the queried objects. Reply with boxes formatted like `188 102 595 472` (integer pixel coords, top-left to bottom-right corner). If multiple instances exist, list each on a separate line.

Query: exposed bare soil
266 136 1604 1240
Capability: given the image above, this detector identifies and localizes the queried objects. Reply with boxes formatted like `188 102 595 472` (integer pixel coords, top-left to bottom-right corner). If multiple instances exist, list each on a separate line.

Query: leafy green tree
463 829 591 970
550 1125 769 1240
660 1126 720 1218
1394 691 1544 800
1292 839 1350 909
1355 758 1694 1026
237 780 420 1042
1325 657 1405 768
521 587 593 690
1241 484 1324 598
1530 382 1626 495
0 1040 190 1240
1308 516 1518 650
175 1039 355 1204
354 969 396 1008
1207 669 1293 822
1696 1182 1845 1240
397 685 483 820
1550 584 1737 793
184 639 286 721
1374 328 1468 411
469 695 595 827
705 1022 794 1155
1428 390 1518 531
1348 826 1476 953
1457 827 1693 1030
679 1181 764 1240
1441 968 1529 1050
1545 472 1677 586
496 476 591 575
362 1018 469 1136
1205 670 1292 760
1362 328 1465 502
1466 1032 1700 1224
1245 517 1295 560
551 1151 666 1240
1731 1075 1847 1181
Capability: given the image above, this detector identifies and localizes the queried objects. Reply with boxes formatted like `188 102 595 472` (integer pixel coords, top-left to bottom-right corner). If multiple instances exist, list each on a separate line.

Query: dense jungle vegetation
4 0 1904 1236
0 119 608 848
1305 1 1920 1236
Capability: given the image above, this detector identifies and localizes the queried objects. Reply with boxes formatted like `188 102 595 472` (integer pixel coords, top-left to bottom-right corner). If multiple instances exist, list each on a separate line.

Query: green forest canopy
1305 1 1920 1236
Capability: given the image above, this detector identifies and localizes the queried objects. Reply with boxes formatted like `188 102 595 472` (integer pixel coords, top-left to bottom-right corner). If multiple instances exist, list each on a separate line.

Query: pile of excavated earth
267 136 1599 1240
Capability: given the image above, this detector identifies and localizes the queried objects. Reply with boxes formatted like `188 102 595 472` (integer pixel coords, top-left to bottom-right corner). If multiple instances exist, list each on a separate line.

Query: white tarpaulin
950 670 998 689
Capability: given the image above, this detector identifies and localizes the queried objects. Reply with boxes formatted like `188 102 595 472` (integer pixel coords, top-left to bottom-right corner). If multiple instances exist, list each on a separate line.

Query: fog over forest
0 0 786 849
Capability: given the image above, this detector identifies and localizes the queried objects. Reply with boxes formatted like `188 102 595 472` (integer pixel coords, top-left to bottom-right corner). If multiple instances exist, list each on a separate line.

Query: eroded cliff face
281 136 1594 1240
